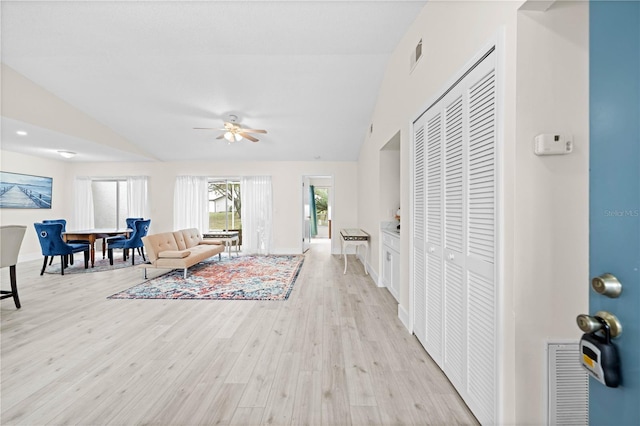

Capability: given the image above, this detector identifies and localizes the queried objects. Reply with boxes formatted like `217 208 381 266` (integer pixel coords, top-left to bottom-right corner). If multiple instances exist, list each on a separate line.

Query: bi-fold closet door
412 48 498 425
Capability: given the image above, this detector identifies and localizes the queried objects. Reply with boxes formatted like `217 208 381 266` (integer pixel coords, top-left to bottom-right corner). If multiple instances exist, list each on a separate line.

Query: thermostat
534 134 573 156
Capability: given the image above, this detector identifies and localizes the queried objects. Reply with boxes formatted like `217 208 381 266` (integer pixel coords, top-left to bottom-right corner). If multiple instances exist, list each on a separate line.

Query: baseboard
398 304 411 333
356 252 378 284
367 263 379 286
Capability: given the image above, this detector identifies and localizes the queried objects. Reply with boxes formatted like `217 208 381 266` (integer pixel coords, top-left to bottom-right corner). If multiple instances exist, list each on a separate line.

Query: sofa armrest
157 250 191 259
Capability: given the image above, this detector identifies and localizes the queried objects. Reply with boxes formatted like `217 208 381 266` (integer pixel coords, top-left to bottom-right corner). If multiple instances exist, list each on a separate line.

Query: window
92 180 127 228
208 179 241 231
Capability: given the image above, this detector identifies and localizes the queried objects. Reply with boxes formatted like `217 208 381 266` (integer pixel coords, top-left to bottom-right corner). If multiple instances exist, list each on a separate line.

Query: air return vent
548 342 588 425
410 38 423 72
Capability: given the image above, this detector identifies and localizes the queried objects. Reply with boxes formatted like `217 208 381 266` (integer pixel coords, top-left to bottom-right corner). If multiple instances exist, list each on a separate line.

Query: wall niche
379 130 401 225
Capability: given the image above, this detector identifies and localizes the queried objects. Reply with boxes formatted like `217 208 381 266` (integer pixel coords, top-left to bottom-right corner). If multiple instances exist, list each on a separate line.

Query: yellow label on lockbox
583 353 594 368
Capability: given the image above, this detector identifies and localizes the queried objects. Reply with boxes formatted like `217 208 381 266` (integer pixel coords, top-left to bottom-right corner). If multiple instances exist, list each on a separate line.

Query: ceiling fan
194 114 267 143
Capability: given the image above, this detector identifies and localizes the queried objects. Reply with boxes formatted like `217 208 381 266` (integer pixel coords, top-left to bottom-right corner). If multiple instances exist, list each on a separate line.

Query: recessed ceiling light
16 130 27 136
57 150 76 159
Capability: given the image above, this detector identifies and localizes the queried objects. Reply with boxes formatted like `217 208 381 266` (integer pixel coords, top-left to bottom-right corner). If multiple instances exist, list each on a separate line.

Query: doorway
302 175 333 253
311 186 330 241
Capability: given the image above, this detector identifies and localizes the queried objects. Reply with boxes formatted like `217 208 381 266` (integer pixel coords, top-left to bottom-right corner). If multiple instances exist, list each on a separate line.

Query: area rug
107 255 304 301
45 256 135 274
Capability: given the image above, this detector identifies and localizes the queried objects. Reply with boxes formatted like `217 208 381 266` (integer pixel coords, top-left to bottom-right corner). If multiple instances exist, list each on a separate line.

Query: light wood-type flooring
1 240 478 425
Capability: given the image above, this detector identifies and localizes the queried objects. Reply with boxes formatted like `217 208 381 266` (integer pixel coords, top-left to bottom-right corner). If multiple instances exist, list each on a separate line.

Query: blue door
589 1 639 424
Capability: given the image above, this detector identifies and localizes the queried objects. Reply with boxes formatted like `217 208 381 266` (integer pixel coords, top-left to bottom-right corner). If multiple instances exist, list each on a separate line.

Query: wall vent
410 38 423 72
548 342 589 425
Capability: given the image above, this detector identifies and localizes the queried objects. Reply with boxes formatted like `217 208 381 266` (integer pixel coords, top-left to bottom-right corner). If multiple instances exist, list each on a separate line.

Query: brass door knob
577 314 603 333
592 273 622 298
576 311 622 338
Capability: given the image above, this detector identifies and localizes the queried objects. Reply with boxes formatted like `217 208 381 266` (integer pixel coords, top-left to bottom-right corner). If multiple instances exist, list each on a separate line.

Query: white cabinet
380 229 400 302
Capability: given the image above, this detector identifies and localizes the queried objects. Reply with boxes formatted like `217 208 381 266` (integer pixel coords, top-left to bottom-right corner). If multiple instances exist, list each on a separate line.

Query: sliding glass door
208 179 242 232
92 180 127 228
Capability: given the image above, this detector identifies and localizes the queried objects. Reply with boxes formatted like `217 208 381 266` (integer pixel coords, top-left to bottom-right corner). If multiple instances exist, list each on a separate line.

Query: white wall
0 150 73 261
0 150 357 260
359 0 589 424
515 2 589 422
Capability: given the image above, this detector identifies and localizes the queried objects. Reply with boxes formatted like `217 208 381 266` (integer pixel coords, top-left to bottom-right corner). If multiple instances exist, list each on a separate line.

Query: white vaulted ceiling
0 0 426 162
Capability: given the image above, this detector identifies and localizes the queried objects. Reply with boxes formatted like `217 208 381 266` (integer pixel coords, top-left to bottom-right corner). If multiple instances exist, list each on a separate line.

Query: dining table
63 228 130 267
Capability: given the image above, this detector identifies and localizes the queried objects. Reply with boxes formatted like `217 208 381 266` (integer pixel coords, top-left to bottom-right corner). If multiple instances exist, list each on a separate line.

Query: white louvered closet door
412 48 498 426
464 53 497 425
412 123 427 346
424 111 443 366
443 91 467 391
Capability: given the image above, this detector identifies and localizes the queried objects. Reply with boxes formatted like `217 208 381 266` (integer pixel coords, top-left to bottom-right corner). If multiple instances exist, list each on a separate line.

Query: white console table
202 231 240 257
340 228 370 275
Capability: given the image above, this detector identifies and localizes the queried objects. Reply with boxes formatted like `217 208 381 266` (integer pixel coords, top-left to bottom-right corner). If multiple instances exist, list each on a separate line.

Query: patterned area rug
45 255 135 274
108 255 304 301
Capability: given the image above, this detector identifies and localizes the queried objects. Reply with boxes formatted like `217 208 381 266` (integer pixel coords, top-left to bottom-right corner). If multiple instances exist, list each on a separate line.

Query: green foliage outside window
209 180 241 231
314 188 328 225
209 212 242 230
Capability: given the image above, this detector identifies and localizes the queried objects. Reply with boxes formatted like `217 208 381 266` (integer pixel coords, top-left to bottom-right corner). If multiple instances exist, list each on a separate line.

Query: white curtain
73 177 94 230
173 176 209 232
241 176 272 255
127 176 149 219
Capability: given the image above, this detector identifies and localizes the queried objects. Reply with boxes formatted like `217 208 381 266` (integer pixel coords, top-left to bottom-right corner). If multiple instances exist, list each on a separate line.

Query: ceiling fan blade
193 127 219 130
239 128 267 134
239 132 259 142
216 134 225 139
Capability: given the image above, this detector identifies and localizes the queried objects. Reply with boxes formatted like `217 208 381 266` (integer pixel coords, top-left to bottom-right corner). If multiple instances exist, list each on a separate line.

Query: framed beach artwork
0 171 53 209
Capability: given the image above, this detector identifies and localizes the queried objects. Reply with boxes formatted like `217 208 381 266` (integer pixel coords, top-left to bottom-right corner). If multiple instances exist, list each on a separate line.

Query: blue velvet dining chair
34 223 90 275
105 217 144 255
107 219 150 265
42 219 89 265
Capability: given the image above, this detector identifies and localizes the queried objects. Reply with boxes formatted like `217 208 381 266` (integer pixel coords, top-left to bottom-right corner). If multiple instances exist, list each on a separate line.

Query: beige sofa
142 228 225 278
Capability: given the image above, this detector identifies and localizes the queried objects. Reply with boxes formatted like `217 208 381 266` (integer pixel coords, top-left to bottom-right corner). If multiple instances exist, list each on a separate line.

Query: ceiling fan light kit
224 131 242 142
194 114 267 143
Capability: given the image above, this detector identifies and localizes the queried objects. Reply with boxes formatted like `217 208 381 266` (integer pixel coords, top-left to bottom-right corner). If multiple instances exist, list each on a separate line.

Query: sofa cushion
143 233 180 262
158 250 191 259
173 231 187 250
179 228 203 249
